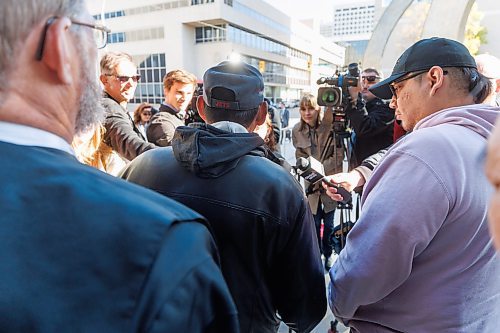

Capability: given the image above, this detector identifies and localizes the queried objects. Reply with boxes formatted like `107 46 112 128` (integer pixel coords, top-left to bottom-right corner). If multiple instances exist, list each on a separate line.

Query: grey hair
0 0 83 102
99 52 135 76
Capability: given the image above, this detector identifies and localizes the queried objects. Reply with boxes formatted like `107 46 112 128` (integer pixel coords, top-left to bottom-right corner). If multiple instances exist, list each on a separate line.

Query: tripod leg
339 206 345 250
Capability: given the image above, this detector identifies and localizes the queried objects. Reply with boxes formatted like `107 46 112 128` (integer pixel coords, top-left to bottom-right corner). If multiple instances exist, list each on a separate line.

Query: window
108 27 164 44
130 53 167 104
195 25 227 43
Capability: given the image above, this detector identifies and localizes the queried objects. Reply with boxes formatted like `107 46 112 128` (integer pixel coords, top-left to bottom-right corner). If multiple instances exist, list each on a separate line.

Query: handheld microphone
295 157 352 204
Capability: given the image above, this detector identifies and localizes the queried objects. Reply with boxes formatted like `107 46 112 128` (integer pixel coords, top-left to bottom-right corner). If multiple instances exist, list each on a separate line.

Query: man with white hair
100 51 157 161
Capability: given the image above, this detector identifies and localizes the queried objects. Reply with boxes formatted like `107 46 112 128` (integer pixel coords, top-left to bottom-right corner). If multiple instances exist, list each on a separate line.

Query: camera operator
292 93 343 270
346 68 395 166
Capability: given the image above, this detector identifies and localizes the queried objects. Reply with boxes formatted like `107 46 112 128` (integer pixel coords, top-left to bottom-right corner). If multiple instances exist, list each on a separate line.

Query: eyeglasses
389 70 426 99
361 75 380 83
105 74 141 83
36 16 110 61
142 112 152 116
389 69 448 99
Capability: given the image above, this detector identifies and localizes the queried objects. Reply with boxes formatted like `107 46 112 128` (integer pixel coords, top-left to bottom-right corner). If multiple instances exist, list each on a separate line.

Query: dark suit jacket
102 94 156 161
0 140 239 333
147 104 185 147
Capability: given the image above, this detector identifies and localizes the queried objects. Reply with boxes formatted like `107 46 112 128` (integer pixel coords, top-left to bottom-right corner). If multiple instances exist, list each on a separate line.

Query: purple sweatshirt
329 104 500 332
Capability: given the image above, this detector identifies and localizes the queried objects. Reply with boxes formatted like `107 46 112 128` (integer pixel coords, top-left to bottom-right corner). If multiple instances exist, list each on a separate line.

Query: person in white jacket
326 37 500 332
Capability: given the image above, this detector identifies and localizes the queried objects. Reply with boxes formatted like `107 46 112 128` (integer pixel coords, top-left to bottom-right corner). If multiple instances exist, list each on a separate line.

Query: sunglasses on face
106 74 141 83
361 75 380 83
142 111 152 116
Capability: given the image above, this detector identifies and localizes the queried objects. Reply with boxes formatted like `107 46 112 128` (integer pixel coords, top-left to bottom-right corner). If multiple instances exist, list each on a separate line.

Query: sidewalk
277 114 349 333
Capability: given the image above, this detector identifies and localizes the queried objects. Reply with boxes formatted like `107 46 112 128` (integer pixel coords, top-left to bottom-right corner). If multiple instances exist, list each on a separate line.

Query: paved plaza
277 109 349 333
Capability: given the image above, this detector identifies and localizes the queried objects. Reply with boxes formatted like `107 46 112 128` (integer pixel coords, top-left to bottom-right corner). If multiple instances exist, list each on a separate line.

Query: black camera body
317 63 360 108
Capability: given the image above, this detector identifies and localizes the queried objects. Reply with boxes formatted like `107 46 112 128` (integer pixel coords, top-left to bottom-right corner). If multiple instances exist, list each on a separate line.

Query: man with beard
147 69 197 146
0 1 239 332
100 52 157 161
121 61 326 333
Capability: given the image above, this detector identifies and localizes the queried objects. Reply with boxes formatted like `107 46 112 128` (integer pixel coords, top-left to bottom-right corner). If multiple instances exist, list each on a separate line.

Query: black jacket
147 104 185 147
0 141 239 333
102 93 156 161
346 96 394 166
121 123 326 333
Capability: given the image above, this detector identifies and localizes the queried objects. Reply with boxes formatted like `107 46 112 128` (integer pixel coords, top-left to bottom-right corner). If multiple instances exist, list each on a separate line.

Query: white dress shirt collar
0 121 75 155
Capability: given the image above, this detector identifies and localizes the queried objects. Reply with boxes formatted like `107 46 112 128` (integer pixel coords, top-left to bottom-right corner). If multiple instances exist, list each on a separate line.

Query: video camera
317 63 360 108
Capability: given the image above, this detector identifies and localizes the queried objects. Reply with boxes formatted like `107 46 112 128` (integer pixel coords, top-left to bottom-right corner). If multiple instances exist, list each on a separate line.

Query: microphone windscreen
296 157 309 170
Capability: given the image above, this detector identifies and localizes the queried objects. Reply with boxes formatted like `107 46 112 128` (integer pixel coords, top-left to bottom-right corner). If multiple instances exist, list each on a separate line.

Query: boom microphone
295 157 352 204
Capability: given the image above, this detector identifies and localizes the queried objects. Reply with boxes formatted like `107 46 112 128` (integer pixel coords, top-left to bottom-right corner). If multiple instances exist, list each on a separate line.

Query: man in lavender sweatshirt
327 37 500 332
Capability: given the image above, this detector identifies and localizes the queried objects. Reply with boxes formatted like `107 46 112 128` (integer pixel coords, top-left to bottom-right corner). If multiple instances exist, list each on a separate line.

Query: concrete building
320 0 378 66
363 0 500 75
331 0 375 42
86 0 345 105
323 0 499 71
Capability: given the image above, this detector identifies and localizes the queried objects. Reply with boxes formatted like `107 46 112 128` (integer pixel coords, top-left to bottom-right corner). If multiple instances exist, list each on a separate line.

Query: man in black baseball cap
369 37 478 99
366 37 492 132
120 60 327 333
327 37 500 332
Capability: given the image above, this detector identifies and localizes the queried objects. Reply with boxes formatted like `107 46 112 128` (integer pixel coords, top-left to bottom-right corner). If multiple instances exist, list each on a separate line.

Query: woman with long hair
133 103 153 140
292 93 343 270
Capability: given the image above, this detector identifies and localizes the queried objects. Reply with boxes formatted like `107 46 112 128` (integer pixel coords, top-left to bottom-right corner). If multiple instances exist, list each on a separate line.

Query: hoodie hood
172 123 265 178
414 104 500 139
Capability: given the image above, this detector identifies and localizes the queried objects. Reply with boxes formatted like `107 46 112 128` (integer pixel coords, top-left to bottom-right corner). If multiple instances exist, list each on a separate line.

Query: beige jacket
292 108 344 214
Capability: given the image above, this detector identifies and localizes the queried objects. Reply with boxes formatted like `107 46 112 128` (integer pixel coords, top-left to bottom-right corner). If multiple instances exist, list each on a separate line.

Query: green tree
464 2 487 55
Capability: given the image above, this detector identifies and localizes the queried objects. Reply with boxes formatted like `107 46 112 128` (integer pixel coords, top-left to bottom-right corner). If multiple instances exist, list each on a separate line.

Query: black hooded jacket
120 123 326 333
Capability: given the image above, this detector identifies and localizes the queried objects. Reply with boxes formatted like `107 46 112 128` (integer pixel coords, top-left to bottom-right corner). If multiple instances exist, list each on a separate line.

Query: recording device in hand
295 156 352 204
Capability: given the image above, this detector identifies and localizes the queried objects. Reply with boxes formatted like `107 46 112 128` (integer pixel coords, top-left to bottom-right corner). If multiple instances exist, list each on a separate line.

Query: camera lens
322 90 337 104
317 87 342 107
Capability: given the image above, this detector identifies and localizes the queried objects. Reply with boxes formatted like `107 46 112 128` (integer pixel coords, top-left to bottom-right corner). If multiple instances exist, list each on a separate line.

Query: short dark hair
203 103 259 128
362 68 380 76
446 67 492 104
